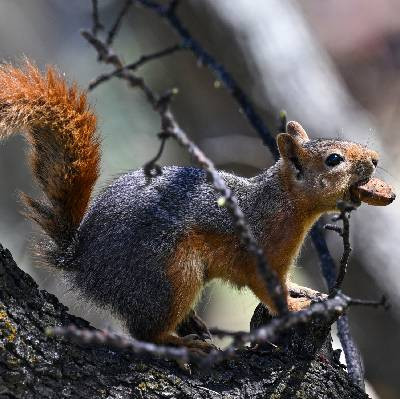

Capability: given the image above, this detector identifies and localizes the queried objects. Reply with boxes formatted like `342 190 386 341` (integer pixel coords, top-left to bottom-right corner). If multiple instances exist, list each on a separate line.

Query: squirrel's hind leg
152 232 209 350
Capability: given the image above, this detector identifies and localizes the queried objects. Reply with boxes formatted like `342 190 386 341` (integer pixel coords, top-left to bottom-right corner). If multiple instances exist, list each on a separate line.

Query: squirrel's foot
156 333 217 355
288 282 327 300
287 296 312 312
181 334 217 353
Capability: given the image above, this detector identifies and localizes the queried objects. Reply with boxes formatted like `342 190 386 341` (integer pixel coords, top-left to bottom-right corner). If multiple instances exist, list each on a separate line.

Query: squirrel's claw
182 334 217 353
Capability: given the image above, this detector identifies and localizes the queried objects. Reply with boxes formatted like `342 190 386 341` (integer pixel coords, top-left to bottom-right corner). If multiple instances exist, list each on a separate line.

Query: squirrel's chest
261 211 320 278
166 227 302 289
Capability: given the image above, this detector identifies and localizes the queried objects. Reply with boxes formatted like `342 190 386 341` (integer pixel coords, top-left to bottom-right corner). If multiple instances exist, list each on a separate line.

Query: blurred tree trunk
0 243 368 399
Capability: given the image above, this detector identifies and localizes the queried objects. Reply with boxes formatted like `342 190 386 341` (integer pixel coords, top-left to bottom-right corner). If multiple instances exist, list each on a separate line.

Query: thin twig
168 0 180 14
81 30 122 66
326 201 355 294
336 315 364 390
106 0 133 46
143 132 169 178
134 0 279 158
88 44 183 90
82 30 157 103
127 44 183 70
323 201 364 389
350 295 390 309
310 220 337 289
91 0 103 36
47 325 193 364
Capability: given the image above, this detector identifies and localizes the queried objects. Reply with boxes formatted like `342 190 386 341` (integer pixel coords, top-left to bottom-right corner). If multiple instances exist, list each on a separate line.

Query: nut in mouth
349 177 396 207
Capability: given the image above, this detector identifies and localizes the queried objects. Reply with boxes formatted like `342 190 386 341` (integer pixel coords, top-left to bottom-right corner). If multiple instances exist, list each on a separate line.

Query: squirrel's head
276 121 383 212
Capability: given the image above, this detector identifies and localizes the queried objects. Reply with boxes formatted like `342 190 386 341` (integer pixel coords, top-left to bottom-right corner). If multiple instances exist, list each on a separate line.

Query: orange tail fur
0 61 100 245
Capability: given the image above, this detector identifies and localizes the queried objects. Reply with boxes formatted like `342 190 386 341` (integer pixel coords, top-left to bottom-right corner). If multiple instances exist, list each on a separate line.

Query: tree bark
0 243 368 399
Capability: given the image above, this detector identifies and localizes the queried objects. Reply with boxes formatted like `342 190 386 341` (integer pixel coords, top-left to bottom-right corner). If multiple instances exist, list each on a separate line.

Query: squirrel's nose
372 158 378 168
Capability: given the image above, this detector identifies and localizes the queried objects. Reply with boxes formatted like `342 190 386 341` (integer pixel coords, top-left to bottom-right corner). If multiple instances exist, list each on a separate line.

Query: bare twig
326 201 355 294
47 325 193 364
310 220 337 288
134 0 279 158
336 315 364 390
168 0 181 14
143 131 169 178
323 200 364 388
350 295 390 309
81 30 122 66
88 44 183 90
106 0 133 46
82 30 157 103
91 0 103 36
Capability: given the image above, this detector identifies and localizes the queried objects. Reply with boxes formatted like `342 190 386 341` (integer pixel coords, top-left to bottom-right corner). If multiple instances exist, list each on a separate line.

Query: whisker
376 165 400 183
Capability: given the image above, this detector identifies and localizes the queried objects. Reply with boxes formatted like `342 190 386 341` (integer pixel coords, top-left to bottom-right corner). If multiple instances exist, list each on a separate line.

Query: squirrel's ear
286 121 309 142
277 133 302 160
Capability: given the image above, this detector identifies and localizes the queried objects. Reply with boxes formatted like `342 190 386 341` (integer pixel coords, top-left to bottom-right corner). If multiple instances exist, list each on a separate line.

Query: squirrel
0 62 394 352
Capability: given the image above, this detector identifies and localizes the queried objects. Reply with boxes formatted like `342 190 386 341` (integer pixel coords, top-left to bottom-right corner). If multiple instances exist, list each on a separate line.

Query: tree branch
0 243 370 398
134 0 280 158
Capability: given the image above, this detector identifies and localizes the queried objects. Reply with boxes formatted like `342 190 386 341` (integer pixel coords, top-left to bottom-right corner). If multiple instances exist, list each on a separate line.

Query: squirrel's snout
355 162 374 179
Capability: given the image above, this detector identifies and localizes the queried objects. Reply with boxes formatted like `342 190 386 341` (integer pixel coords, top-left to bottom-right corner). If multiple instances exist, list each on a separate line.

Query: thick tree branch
0 244 370 398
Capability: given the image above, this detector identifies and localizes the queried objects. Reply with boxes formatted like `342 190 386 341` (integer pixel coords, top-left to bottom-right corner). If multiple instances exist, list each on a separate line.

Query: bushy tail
0 61 100 248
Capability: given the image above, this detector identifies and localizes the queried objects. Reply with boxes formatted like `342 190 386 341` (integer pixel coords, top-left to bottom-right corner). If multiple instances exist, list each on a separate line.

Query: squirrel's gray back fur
60 165 283 339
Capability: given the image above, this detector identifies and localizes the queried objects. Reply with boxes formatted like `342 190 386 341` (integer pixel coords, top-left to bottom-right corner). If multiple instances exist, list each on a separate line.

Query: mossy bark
0 243 368 399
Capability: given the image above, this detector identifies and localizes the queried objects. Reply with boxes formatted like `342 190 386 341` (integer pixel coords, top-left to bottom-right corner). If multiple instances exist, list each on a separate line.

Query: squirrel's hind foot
182 334 217 353
287 296 312 312
157 333 217 354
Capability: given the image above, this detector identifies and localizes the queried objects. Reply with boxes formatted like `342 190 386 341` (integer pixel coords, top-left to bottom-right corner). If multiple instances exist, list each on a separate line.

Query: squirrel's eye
325 153 344 167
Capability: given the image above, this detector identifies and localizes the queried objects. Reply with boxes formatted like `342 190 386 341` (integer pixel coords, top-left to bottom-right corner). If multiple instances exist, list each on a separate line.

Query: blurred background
0 1 399 398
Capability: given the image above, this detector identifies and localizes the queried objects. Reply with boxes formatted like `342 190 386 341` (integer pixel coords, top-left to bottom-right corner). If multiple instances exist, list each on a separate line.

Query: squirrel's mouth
347 178 370 206
348 177 396 207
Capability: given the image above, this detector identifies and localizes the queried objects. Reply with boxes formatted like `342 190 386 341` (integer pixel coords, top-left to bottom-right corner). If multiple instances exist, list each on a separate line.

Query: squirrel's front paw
287 297 311 312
